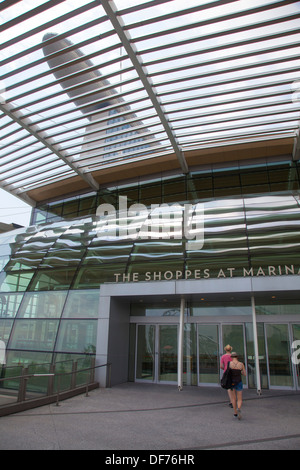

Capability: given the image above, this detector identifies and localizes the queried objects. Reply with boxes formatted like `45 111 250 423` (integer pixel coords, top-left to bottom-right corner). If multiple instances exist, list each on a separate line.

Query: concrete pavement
0 383 299 450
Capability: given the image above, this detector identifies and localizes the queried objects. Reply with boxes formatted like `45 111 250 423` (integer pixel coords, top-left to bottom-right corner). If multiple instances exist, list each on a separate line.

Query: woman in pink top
220 344 233 408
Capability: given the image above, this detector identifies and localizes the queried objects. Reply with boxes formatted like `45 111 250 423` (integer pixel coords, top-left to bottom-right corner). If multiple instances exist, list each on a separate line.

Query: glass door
198 325 220 385
291 324 300 390
265 324 293 389
159 325 178 383
135 324 178 383
222 324 247 386
136 324 155 381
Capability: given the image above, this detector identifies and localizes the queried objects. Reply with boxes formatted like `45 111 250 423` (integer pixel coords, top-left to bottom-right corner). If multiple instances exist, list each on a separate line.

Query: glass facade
1 161 300 387
31 161 300 224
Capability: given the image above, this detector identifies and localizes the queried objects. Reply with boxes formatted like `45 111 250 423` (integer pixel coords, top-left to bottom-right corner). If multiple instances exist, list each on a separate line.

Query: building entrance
197 324 247 387
135 324 178 384
132 320 300 390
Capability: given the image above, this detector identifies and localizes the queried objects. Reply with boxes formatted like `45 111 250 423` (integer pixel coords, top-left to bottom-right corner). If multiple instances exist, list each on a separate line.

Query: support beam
251 295 262 396
178 297 185 391
0 101 99 192
293 131 300 161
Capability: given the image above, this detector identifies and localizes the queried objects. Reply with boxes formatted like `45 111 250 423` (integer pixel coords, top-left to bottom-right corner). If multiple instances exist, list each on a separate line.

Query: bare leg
237 391 243 411
230 389 237 414
237 391 243 419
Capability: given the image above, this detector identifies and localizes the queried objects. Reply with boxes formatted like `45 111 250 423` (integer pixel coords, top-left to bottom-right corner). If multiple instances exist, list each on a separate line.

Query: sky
0 188 32 226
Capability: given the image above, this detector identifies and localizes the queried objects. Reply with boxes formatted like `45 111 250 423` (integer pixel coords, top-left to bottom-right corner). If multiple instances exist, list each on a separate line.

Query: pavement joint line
4 390 300 418
189 433 300 450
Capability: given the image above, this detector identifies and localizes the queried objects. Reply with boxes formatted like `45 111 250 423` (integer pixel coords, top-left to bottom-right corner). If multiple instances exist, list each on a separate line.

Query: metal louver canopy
1 0 300 204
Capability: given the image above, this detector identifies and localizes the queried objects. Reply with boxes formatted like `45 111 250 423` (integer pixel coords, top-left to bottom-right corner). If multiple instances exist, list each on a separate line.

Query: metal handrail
0 362 112 410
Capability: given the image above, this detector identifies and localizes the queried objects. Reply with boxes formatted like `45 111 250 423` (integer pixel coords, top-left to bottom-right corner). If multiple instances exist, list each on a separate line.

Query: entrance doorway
131 319 300 390
197 324 247 387
135 324 178 384
265 323 300 390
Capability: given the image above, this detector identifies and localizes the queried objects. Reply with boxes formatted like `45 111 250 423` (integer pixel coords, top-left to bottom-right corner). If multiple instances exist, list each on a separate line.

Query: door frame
134 323 178 384
196 322 248 388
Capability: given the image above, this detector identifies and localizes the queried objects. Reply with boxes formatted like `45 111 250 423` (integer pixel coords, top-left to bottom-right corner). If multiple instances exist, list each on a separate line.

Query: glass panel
73 265 127 288
6 350 53 368
198 325 219 384
292 325 300 389
40 249 85 267
55 320 97 354
222 324 246 384
0 319 14 346
136 325 155 381
62 290 99 318
131 302 180 317
29 269 76 291
245 322 268 389
159 325 177 383
0 272 34 292
17 291 68 318
9 320 59 351
0 293 23 318
266 324 293 388
183 324 197 386
190 301 251 316
255 299 300 316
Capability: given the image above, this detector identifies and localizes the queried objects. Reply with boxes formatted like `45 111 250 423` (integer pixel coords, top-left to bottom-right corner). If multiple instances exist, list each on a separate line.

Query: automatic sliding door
135 324 178 383
159 325 178 383
198 325 219 385
266 324 293 388
136 325 155 381
222 324 247 386
292 324 300 389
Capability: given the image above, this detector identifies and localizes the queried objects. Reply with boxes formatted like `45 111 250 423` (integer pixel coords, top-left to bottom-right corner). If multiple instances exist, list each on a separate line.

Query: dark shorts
231 381 243 392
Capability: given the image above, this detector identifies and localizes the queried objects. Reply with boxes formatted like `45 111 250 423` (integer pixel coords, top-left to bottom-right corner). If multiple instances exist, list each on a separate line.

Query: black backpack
220 361 232 390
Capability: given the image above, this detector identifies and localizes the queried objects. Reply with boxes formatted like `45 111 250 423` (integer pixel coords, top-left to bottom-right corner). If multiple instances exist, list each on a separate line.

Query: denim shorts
231 381 243 392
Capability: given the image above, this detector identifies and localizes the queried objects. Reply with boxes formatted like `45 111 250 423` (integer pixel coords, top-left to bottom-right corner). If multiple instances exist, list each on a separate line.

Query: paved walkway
0 383 300 450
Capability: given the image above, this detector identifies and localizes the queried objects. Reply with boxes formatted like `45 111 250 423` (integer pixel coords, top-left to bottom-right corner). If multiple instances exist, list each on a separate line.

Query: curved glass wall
1 169 300 369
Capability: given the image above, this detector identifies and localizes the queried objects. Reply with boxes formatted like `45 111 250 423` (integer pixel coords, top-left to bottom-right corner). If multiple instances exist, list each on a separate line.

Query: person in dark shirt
220 344 233 408
229 352 246 420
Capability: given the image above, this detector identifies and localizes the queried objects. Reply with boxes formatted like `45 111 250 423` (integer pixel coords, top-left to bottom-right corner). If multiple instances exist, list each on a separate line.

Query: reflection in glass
159 325 177 383
0 319 13 345
0 293 24 318
9 320 59 351
136 325 155 381
131 302 180 317
0 272 34 292
191 301 251 316
292 324 300 388
266 324 293 388
245 322 268 389
222 324 246 384
55 320 97 353
29 269 76 291
198 325 219 384
62 290 99 318
18 291 68 318
184 324 197 385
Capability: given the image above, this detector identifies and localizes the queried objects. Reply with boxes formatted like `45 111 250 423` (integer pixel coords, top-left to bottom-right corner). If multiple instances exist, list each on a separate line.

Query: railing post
17 367 28 403
47 364 55 396
71 361 77 390
90 357 95 383
56 374 61 406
